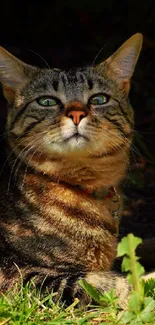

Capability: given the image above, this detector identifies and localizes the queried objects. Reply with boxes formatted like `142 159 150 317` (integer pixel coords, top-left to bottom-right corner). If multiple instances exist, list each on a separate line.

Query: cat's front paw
142 271 155 281
85 271 130 309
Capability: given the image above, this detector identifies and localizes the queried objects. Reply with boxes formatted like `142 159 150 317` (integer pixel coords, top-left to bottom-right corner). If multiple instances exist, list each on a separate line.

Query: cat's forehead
22 64 119 103
26 66 108 94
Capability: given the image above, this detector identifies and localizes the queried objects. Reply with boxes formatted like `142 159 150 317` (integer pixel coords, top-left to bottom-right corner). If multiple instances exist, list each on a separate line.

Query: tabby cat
0 33 153 307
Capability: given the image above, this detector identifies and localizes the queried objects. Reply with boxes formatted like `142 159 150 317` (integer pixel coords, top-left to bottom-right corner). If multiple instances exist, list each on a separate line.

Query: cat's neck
14 146 129 193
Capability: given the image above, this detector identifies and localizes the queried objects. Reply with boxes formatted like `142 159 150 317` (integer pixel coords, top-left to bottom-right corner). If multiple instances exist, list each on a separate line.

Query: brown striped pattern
0 34 145 307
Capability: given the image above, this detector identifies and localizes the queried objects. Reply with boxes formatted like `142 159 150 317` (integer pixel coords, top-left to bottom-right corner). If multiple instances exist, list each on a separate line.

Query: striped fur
0 34 150 308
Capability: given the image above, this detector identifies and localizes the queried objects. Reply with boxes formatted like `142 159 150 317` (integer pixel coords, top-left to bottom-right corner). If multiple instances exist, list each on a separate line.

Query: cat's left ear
0 46 36 103
100 33 143 91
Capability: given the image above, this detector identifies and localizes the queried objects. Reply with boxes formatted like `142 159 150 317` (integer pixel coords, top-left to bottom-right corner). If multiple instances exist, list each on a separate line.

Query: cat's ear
0 47 35 103
100 33 143 91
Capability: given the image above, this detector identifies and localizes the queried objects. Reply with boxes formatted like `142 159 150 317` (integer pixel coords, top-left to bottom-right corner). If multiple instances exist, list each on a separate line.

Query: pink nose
67 110 86 125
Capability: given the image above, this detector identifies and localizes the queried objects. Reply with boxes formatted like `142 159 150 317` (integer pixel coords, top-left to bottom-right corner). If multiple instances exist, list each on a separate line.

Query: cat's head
0 34 142 166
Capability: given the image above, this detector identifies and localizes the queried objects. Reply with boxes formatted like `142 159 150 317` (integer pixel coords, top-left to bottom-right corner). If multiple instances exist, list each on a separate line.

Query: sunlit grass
1 235 155 325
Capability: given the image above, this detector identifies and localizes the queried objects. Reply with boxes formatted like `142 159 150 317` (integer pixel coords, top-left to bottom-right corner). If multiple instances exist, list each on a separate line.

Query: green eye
89 94 109 105
37 97 58 107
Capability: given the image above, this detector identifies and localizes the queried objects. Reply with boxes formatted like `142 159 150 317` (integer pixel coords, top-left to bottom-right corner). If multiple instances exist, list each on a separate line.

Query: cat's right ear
98 33 143 92
0 47 34 103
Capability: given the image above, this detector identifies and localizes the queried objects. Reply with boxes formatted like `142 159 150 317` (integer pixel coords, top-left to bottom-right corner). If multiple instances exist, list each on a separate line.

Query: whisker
7 127 53 190
7 146 30 193
20 143 43 191
0 135 29 177
28 48 50 69
104 130 145 179
7 137 43 192
1 128 48 180
0 127 24 144
91 42 108 67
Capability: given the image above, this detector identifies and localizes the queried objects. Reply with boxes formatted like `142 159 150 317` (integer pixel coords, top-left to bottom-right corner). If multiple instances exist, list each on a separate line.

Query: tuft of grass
1 234 155 324
0 280 116 324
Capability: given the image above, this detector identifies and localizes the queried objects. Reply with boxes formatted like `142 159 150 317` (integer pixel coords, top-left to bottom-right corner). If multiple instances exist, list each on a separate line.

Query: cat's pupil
37 97 57 107
89 94 109 105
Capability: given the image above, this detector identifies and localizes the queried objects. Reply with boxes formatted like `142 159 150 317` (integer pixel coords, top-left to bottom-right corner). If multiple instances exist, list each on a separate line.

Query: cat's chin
64 133 89 145
43 134 90 156
61 134 89 152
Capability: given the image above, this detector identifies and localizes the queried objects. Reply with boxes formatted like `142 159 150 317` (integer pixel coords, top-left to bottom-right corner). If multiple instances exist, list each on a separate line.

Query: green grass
1 279 155 325
0 282 117 324
1 235 155 325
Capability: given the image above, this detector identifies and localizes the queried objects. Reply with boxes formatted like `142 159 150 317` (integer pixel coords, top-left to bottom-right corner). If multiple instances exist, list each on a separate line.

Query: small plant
80 233 155 324
117 234 155 324
117 234 145 298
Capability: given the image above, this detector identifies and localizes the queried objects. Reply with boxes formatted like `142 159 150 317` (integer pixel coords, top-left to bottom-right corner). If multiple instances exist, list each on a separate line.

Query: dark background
0 1 155 68
0 2 154 64
0 1 155 268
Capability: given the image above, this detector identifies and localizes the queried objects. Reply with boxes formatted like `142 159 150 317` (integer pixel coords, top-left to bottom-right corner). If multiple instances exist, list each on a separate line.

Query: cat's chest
21 175 117 267
0 173 117 271
20 173 116 229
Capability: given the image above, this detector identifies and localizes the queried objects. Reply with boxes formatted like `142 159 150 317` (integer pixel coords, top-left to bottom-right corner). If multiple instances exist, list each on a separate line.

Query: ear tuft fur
0 47 35 102
100 33 143 81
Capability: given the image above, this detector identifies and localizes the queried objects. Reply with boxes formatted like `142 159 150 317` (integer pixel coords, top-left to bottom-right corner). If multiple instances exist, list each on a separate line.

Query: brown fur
0 33 150 308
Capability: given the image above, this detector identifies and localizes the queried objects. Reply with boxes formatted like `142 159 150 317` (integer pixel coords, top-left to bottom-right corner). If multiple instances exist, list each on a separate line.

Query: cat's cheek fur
60 116 77 141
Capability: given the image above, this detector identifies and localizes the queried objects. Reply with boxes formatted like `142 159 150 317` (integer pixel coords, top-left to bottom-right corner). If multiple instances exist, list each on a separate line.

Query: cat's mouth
64 132 89 142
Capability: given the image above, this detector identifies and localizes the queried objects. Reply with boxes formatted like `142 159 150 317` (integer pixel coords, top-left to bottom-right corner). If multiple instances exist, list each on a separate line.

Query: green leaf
100 291 112 303
100 289 118 309
78 279 101 303
130 319 143 325
126 261 144 285
117 234 142 257
122 256 131 272
117 234 145 294
120 311 135 323
128 291 141 312
143 296 155 313
141 311 155 322
117 236 130 257
144 278 155 297
135 261 145 278
140 297 155 322
127 274 144 298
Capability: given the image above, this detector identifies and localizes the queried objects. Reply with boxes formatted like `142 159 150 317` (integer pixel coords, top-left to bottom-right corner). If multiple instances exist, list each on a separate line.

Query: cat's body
0 33 152 307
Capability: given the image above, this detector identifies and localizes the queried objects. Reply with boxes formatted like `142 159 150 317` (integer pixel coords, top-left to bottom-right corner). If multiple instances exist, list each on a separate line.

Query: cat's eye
37 97 58 107
89 94 109 105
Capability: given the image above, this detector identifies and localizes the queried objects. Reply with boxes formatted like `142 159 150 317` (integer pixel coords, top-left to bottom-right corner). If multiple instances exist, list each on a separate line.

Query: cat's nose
67 110 87 125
